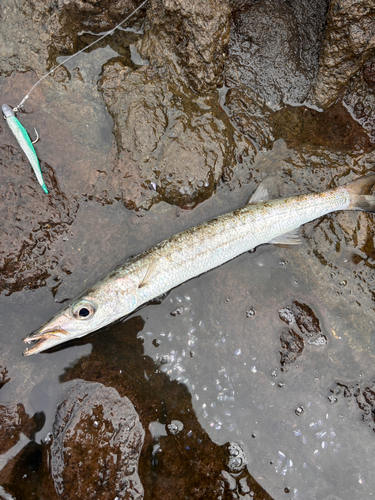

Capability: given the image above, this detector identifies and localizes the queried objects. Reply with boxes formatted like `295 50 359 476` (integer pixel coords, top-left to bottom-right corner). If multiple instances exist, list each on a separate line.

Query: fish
23 173 375 355
2 104 48 194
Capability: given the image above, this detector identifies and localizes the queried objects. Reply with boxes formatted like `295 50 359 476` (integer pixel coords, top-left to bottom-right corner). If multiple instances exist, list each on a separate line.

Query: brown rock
98 62 235 209
51 381 145 500
138 0 231 93
226 0 328 109
343 55 375 145
0 144 78 295
310 0 375 108
0 403 36 454
279 328 305 369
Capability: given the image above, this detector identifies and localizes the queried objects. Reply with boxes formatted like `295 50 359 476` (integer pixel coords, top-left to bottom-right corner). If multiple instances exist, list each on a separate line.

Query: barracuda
23 174 375 355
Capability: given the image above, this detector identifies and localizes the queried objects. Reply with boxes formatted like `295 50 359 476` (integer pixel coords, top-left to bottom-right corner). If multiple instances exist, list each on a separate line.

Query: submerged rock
311 0 375 108
98 62 235 209
138 0 230 93
329 378 375 433
224 85 275 151
279 328 305 369
0 144 78 295
51 381 145 500
0 403 36 454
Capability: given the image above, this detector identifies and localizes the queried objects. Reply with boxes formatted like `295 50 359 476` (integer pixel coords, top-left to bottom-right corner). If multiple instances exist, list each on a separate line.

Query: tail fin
343 173 375 212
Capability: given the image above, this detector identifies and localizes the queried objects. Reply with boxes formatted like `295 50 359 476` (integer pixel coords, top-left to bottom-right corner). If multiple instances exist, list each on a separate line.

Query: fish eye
71 300 96 320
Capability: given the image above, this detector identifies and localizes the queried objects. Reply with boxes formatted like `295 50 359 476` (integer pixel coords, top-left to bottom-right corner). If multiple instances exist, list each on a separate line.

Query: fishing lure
2 104 48 194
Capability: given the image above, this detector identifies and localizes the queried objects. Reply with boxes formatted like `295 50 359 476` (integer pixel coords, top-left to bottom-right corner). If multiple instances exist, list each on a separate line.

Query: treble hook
31 128 39 144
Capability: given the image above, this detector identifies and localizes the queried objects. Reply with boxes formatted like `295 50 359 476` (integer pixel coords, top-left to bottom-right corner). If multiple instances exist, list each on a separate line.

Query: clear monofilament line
14 0 149 112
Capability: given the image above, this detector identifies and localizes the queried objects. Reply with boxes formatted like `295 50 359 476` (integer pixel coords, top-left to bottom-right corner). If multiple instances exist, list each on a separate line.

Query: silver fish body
23 174 375 355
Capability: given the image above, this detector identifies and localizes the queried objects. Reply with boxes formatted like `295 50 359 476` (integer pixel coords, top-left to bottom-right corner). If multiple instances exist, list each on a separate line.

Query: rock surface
98 62 235 209
310 0 375 108
138 0 230 93
0 143 78 295
226 0 328 110
51 381 145 500
343 55 375 145
0 403 36 454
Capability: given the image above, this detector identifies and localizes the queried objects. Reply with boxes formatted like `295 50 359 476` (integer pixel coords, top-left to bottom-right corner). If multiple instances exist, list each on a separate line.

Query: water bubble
167 420 184 435
295 405 304 416
43 432 53 444
246 308 257 318
171 306 184 316
328 395 337 404
225 442 248 472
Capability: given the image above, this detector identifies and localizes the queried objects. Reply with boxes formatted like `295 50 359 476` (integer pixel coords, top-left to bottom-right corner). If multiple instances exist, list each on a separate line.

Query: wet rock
58 0 146 33
220 441 271 499
138 0 230 93
0 0 145 80
98 62 235 209
311 0 375 109
329 379 375 433
224 86 275 150
0 144 78 294
273 102 374 154
0 403 36 454
279 301 328 349
279 328 304 369
343 56 375 145
279 301 320 338
51 381 145 500
0 363 10 389
226 0 328 110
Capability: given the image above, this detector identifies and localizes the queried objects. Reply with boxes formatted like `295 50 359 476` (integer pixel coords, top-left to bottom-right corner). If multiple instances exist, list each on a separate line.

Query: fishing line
14 0 149 112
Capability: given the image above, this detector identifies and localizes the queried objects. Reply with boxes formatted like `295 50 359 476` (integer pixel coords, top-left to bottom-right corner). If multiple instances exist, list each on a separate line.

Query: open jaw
22 328 68 356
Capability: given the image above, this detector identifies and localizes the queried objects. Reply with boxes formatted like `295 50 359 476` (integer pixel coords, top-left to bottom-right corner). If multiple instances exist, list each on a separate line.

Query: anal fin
269 228 304 246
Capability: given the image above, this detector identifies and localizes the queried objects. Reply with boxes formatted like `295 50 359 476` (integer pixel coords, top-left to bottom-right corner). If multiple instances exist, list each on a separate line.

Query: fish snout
22 326 68 356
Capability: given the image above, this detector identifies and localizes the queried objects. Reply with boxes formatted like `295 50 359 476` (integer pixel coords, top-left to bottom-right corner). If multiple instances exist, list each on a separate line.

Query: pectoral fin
139 259 159 288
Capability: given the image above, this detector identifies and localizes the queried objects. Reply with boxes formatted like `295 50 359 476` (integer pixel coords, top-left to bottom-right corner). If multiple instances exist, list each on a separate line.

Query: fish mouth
22 328 68 356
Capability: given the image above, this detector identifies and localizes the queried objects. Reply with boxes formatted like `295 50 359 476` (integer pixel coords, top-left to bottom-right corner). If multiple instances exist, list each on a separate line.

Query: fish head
23 277 140 355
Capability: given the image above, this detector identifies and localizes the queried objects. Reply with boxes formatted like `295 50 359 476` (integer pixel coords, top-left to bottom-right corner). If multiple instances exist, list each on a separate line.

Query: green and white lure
2 104 48 194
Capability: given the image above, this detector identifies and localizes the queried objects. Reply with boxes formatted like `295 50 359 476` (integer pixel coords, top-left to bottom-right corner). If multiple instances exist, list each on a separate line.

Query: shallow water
1 9 375 500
